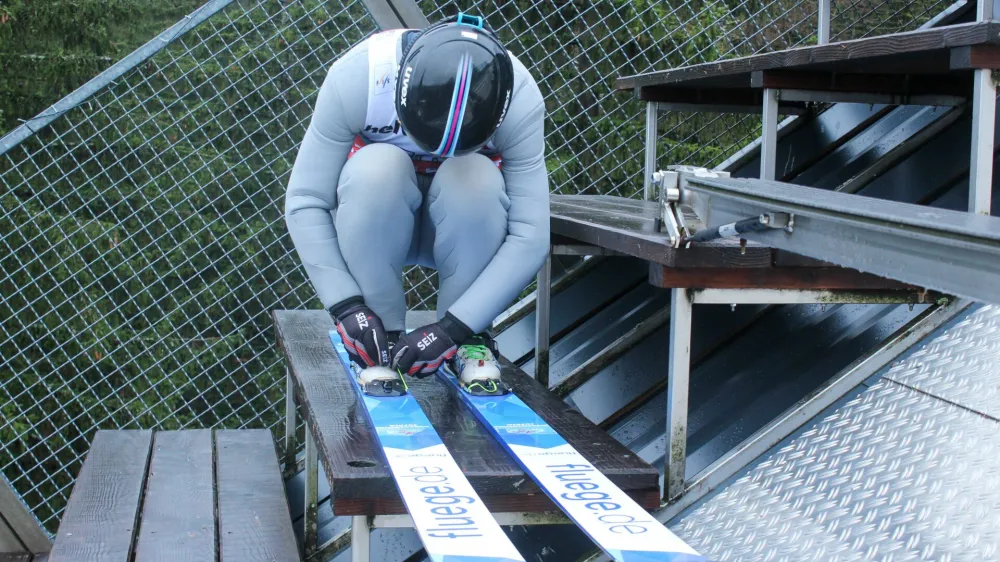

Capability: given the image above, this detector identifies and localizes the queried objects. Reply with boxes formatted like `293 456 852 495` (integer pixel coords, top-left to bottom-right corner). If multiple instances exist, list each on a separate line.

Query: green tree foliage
0 0 951 530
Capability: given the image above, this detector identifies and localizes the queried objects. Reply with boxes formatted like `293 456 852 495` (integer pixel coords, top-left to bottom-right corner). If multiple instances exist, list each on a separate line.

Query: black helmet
395 13 514 157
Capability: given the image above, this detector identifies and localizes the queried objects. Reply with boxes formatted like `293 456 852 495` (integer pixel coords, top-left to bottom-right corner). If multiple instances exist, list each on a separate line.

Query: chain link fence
0 0 952 533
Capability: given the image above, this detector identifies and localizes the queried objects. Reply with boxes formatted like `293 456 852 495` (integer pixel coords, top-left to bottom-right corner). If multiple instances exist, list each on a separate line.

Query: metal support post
817 0 831 44
304 430 318 558
283 366 297 471
534 252 552 387
970 69 996 215
664 288 693 502
761 88 779 181
970 0 998 215
644 102 659 200
351 516 371 562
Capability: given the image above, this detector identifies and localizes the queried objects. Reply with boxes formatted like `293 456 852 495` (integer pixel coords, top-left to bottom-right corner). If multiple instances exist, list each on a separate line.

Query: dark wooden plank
552 194 660 223
134 430 214 562
273 310 394 503
329 361 662 513
617 21 1000 90
48 430 153 562
216 430 298 562
649 263 919 290
501 359 660 494
0 554 32 562
751 69 972 97
950 43 1000 69
638 86 810 113
273 310 662 514
0 474 50 553
551 212 773 267
274 310 535 509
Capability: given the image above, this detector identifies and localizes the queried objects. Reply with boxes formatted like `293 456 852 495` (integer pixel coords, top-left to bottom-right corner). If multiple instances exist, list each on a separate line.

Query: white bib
363 29 430 156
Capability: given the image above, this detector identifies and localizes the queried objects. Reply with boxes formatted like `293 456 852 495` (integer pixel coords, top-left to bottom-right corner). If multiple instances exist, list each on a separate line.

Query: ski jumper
284 30 550 334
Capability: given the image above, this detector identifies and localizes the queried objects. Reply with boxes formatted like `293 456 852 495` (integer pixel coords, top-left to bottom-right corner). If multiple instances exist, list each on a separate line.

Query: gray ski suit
284 30 550 334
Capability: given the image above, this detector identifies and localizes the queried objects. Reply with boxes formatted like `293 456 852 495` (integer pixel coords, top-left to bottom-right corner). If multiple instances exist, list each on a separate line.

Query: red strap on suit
348 135 502 175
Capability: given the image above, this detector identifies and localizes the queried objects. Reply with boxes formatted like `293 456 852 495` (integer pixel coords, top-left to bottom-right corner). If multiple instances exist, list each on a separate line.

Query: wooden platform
615 21 1000 110
46 429 298 562
273 310 660 515
552 194 920 290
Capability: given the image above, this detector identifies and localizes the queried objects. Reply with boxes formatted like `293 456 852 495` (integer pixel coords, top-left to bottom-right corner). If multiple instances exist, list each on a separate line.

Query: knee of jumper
430 153 509 221
338 143 421 213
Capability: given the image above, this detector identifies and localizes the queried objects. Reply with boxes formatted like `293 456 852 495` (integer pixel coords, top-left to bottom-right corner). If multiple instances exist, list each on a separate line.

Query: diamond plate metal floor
671 305 1000 562
885 304 1000 420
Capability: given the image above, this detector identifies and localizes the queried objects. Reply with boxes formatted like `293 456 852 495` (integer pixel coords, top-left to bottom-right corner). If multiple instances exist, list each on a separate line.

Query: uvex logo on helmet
400 66 413 107
496 88 511 129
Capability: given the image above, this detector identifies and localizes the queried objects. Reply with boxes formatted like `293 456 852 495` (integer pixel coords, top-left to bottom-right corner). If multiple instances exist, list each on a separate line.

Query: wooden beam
617 21 1000 90
638 86 809 114
648 264 916 290
751 70 971 97
950 44 1000 69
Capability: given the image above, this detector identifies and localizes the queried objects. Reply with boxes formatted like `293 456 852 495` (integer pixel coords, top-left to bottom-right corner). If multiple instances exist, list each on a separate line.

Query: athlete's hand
331 301 390 368
391 323 459 378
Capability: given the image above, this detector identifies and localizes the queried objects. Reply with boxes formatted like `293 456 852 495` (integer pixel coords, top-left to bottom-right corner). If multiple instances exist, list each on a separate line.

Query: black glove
391 313 473 378
330 297 390 368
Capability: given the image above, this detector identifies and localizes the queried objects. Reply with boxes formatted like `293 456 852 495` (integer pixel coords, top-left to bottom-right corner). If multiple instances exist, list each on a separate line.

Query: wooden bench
1 472 51 562
541 192 946 504
273 310 660 561
616 21 1000 111
46 429 299 562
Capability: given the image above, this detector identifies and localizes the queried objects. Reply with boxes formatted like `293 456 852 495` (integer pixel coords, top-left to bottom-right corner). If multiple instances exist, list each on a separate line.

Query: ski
328 331 525 562
438 365 706 562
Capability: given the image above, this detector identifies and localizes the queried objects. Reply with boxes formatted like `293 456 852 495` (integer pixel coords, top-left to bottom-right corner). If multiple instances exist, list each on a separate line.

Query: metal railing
0 0 954 533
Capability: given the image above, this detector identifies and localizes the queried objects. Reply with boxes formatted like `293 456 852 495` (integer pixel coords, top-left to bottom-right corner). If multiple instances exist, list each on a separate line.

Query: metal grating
0 0 377 530
671 306 1000 562
0 0 957 535
885 304 1000 420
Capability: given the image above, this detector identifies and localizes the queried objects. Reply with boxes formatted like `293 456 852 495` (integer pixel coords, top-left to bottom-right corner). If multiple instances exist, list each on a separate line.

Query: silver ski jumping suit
284 29 550 334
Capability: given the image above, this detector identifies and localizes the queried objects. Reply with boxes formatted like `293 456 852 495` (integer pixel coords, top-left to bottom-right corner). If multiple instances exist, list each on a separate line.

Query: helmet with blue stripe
394 13 515 158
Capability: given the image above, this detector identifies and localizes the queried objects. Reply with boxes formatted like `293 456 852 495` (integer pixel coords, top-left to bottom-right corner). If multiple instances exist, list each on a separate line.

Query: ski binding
354 365 408 397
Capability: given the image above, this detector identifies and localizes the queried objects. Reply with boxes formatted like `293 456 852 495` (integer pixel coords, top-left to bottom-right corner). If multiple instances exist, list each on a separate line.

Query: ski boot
356 365 408 397
448 334 511 396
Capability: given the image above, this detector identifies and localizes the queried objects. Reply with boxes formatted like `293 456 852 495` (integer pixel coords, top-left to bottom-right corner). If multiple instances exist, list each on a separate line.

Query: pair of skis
329 331 704 562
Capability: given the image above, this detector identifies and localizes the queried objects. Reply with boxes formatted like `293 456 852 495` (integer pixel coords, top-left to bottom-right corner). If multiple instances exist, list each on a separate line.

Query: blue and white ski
439 367 705 562
329 331 525 562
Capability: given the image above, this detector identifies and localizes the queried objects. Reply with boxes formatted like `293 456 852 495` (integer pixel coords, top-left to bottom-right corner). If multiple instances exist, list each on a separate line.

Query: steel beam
664 288 693 502
304 430 319 558
644 102 659 201
351 516 370 562
284 367 297 472
760 89 779 180
818 0 831 44
691 288 937 305
680 174 1000 305
969 68 995 215
534 253 552 387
